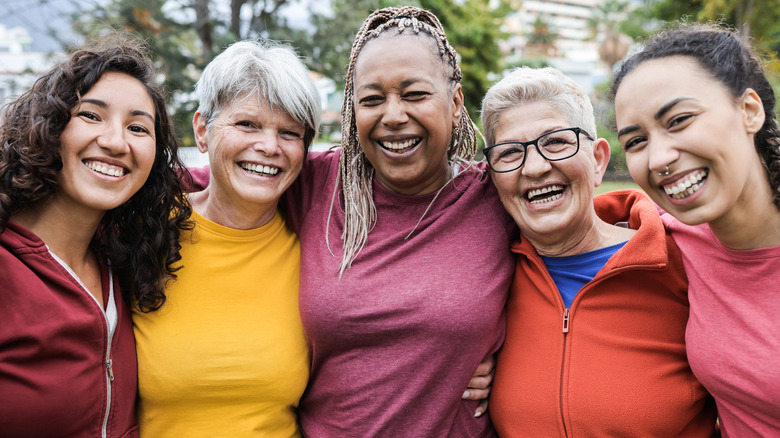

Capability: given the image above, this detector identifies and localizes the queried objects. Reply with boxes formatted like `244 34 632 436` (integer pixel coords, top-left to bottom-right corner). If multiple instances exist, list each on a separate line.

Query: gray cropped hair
481 67 596 146
194 39 321 149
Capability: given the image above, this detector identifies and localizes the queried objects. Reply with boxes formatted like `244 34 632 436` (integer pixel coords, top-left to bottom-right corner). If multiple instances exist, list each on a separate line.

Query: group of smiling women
0 5 777 438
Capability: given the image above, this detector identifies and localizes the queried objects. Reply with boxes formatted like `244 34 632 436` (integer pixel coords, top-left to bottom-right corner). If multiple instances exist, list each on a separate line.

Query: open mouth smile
239 162 280 177
662 169 708 199
525 184 565 204
379 137 422 153
84 160 127 177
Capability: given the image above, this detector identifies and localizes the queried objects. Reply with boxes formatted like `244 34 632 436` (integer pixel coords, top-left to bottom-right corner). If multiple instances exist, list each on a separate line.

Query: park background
1 0 779 194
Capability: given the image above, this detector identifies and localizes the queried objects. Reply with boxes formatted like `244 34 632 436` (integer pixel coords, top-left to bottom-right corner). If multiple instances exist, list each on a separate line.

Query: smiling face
489 101 609 248
615 56 767 228
55 71 156 217
194 93 305 226
352 34 463 195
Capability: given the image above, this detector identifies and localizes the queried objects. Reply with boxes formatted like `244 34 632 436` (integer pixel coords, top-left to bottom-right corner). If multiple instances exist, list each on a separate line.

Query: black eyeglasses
484 127 594 173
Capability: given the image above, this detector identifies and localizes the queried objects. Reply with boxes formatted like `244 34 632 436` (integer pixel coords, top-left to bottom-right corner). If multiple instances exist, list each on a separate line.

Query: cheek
624 153 649 182
492 174 523 201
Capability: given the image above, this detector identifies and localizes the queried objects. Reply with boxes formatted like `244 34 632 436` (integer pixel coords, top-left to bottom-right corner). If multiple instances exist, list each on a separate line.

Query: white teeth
526 185 564 204
85 161 125 177
240 162 279 176
381 138 420 151
663 170 708 199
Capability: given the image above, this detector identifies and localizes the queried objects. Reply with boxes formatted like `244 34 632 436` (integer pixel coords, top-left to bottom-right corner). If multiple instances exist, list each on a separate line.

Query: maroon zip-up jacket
0 221 139 438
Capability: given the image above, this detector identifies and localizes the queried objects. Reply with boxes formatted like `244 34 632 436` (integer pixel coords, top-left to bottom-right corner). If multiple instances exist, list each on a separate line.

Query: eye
236 120 255 128
281 130 303 140
78 111 100 121
622 136 647 152
358 95 384 106
668 114 693 128
497 145 524 161
404 90 429 101
128 124 151 135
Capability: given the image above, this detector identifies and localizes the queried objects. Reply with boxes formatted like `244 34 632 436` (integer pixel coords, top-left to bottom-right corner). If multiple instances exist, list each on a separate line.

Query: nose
520 144 551 177
647 134 680 176
97 121 129 154
382 95 409 127
251 130 282 155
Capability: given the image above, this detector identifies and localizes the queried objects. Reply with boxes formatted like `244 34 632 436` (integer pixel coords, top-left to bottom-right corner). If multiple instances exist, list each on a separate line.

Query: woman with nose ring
613 23 780 436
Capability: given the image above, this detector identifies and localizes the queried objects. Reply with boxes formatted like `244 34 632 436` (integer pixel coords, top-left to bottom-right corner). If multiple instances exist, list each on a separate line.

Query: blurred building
0 24 58 105
501 0 611 94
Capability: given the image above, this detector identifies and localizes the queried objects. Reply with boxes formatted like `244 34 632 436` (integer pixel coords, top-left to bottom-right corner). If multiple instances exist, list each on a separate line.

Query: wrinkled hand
462 355 495 417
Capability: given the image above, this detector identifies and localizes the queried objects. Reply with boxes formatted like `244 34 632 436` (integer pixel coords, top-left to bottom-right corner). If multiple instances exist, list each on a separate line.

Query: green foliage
416 0 512 121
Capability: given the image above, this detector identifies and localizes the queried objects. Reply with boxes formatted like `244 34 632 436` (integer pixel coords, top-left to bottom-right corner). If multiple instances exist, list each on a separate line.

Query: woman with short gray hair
132 39 320 437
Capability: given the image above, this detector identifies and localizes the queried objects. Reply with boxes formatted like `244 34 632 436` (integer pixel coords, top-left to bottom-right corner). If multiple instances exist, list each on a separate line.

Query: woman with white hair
132 40 321 437
482 66 717 436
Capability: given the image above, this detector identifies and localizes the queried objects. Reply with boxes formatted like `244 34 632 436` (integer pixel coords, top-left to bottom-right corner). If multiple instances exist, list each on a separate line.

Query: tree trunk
192 0 213 59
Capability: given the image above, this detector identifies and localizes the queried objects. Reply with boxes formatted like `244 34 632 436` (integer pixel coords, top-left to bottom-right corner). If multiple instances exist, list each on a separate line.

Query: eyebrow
654 97 694 121
357 77 432 92
617 97 695 138
80 98 155 123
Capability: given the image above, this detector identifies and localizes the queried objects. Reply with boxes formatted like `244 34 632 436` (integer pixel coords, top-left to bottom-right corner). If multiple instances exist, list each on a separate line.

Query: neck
709 198 780 250
531 210 635 257
188 187 278 230
376 161 454 196
12 200 103 264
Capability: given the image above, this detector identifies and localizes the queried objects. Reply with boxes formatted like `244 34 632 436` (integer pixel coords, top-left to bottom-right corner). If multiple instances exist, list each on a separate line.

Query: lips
84 159 127 177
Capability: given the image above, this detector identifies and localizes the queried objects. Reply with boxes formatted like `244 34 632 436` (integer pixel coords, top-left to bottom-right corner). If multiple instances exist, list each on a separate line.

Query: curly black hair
612 23 780 210
0 33 192 311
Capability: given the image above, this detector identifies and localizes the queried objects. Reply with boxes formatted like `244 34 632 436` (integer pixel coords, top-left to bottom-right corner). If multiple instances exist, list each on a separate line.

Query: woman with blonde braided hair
187 6 513 435
283 6 515 436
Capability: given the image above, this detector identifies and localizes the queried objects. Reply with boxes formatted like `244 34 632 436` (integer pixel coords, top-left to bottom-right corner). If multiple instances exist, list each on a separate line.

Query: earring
657 165 670 176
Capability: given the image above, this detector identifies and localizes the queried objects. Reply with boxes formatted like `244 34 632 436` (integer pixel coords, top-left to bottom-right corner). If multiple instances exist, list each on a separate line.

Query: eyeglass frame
483 127 595 173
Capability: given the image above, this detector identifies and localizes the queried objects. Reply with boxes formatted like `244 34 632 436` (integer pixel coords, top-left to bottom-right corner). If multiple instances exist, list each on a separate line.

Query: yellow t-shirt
133 210 308 437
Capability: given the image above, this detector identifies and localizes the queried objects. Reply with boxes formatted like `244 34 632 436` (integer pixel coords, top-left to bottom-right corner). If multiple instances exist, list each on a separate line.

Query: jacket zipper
555 266 656 438
48 250 113 438
560 308 570 437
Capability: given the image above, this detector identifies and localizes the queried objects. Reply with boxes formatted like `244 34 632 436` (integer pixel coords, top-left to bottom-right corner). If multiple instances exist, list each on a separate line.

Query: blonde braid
331 6 480 275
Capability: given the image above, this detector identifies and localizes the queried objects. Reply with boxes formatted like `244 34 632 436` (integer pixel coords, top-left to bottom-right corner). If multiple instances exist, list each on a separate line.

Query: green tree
414 0 512 122
643 0 780 44
67 0 298 145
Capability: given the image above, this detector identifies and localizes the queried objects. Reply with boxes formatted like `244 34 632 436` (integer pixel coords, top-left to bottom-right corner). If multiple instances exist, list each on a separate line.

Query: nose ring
657 165 670 176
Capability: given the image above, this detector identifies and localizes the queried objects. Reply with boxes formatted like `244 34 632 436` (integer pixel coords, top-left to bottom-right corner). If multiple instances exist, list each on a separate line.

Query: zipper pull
107 358 114 381
562 308 570 333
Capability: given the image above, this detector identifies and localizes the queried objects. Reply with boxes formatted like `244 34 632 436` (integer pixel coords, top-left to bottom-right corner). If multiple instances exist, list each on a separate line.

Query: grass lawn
596 180 641 194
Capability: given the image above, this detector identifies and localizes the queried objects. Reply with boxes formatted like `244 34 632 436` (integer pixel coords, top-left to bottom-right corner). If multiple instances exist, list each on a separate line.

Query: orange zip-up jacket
491 190 717 437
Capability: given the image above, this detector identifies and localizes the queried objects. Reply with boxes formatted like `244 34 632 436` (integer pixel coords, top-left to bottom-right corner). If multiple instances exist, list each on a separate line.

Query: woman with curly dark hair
0 35 190 437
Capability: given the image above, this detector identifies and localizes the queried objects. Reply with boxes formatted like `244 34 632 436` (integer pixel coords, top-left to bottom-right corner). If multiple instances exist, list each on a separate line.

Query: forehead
82 72 155 111
495 101 571 141
354 33 449 82
616 56 721 104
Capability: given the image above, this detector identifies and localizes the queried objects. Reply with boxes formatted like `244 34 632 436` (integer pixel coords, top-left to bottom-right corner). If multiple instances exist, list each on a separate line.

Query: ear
450 83 464 128
742 88 765 135
193 112 209 153
591 138 611 187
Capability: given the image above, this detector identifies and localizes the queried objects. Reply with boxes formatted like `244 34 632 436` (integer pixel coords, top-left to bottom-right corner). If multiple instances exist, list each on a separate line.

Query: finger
462 387 490 400
473 355 496 376
466 375 492 390
474 399 489 417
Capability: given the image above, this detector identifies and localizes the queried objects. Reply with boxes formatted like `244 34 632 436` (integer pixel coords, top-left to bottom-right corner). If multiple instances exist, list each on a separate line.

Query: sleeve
182 165 210 192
